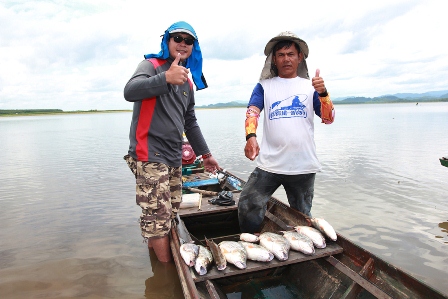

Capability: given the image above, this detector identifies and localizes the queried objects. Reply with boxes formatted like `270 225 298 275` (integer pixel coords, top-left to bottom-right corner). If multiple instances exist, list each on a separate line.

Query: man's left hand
312 69 326 94
203 156 221 174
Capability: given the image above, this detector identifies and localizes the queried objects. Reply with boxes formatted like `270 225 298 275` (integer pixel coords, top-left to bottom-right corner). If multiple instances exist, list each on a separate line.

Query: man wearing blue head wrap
144 21 207 90
123 21 220 263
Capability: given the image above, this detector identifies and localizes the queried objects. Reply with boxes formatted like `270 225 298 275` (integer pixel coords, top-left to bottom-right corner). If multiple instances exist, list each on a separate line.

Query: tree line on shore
196 96 448 108
0 109 129 116
0 109 64 115
2 94 447 115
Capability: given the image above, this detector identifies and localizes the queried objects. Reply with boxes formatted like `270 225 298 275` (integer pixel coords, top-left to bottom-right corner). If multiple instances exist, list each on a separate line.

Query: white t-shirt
257 76 322 175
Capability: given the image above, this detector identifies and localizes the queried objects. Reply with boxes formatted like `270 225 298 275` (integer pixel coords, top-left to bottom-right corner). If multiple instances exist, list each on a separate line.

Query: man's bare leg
150 235 172 263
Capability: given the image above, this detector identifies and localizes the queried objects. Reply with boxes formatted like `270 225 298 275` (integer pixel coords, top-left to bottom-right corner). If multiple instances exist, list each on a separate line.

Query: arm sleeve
247 83 265 111
184 89 210 155
313 91 335 124
313 92 322 117
123 60 170 102
185 126 210 156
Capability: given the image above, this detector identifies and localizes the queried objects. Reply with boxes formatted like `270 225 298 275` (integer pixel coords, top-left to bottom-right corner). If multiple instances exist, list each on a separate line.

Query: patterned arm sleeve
319 94 335 124
245 83 264 140
313 90 335 124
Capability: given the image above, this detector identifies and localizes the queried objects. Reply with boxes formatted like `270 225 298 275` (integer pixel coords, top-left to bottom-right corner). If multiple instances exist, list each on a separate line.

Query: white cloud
1 0 447 110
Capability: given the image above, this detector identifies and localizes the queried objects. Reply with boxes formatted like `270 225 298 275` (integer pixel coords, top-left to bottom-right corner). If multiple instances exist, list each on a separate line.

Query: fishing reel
182 143 196 165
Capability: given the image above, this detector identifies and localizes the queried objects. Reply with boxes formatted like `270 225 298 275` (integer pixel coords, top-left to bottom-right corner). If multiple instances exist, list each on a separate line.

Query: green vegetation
0 109 131 117
0 109 64 115
197 96 448 108
335 96 448 105
196 101 246 109
3 93 447 116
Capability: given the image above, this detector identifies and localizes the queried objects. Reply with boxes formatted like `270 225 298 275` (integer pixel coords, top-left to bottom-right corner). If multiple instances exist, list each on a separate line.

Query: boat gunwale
171 170 448 299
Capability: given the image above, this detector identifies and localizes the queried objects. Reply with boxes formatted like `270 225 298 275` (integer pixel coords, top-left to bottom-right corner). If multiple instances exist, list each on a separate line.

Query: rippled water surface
0 102 447 298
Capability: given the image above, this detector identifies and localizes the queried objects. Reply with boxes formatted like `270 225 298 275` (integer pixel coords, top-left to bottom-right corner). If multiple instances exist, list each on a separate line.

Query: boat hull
170 171 448 299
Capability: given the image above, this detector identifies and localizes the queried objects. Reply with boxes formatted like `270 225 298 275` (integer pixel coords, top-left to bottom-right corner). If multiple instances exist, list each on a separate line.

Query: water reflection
1 104 448 298
144 249 183 299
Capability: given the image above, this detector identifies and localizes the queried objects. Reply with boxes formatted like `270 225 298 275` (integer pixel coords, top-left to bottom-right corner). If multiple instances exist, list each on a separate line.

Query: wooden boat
440 157 448 167
170 170 448 299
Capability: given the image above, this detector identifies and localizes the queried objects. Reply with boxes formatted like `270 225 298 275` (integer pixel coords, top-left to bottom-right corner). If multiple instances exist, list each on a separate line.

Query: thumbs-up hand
165 53 190 85
312 68 326 94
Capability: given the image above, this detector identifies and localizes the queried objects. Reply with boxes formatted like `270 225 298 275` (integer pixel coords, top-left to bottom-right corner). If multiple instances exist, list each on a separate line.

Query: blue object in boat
183 178 219 188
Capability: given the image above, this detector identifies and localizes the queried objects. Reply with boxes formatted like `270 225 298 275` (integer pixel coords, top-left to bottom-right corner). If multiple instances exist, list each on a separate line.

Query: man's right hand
244 137 259 161
165 53 189 85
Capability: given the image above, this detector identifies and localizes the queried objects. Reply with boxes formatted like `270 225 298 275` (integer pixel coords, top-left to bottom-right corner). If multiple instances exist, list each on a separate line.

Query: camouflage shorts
123 155 182 240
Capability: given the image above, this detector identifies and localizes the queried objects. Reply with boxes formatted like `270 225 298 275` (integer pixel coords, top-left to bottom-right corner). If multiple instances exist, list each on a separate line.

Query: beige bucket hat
260 31 310 80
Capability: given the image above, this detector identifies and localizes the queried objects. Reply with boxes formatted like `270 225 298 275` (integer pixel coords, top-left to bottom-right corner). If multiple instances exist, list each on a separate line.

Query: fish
218 241 247 269
180 242 199 267
282 231 315 255
240 233 259 243
259 232 290 261
205 237 226 271
294 225 326 249
194 245 213 276
310 217 337 241
239 241 274 262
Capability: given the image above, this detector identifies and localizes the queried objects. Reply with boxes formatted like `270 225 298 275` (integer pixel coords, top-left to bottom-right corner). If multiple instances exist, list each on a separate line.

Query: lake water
0 102 447 298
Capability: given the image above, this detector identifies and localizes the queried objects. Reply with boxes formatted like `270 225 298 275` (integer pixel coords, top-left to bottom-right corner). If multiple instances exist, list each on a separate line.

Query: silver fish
282 231 315 255
194 245 213 276
205 237 226 271
218 241 247 269
310 217 337 241
240 233 259 243
180 242 199 267
239 241 274 262
294 225 326 249
259 232 290 261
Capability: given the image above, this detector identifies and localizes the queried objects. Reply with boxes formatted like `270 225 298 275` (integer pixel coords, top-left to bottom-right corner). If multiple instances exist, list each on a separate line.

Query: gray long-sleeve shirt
124 57 209 167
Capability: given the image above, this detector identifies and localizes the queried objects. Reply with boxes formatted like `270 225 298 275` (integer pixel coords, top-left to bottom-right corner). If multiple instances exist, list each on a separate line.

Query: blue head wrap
144 21 207 90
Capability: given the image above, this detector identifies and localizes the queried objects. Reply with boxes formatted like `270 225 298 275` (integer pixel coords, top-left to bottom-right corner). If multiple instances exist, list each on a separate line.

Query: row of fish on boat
179 217 337 276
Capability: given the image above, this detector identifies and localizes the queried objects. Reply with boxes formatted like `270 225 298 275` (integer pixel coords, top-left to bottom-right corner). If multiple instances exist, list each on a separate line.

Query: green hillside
197 101 247 109
337 95 448 104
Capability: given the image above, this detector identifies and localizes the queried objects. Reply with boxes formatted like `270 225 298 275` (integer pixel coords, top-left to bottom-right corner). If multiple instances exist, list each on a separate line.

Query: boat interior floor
175 207 343 283
172 172 444 299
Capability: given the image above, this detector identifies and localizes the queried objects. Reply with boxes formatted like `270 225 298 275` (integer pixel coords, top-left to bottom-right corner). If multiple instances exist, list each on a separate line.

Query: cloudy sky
1 0 447 111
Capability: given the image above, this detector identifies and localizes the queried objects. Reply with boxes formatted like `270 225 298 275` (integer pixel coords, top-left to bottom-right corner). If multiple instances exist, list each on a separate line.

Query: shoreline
2 100 447 117
0 109 132 117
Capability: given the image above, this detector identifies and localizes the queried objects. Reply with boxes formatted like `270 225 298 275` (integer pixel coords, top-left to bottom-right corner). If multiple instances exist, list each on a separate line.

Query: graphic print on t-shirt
269 94 308 120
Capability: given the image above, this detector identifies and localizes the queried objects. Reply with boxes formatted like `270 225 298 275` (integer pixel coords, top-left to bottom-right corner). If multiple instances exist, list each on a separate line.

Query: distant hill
387 90 448 99
197 90 448 108
197 101 247 109
334 90 448 104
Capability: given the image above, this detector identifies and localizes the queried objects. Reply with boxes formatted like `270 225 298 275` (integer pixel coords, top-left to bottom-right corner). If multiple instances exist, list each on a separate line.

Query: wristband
202 153 212 159
318 89 328 97
246 133 257 141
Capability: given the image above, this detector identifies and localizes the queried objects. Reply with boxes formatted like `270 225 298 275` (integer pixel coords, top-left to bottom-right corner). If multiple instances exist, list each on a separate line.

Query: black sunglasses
171 35 194 46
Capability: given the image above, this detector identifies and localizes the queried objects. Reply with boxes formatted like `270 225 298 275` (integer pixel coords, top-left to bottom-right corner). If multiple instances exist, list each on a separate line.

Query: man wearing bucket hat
123 21 220 262
238 31 335 233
